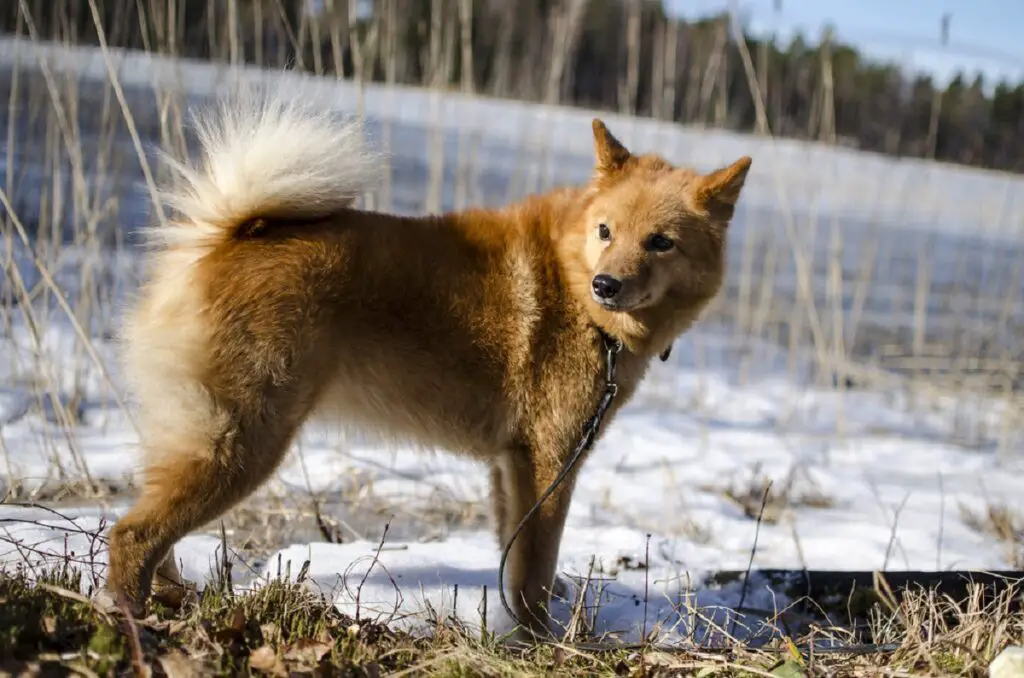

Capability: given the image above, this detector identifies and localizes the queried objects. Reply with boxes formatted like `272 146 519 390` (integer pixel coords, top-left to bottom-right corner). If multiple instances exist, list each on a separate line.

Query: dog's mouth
592 291 652 311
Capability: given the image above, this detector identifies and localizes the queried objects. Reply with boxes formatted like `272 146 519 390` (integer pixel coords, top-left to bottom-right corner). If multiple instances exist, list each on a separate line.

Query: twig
882 493 911 572
642 532 651 644
119 603 149 678
355 520 391 623
732 479 773 638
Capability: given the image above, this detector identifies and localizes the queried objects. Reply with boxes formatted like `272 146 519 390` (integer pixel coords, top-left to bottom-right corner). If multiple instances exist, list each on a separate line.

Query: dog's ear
695 156 752 222
592 118 632 176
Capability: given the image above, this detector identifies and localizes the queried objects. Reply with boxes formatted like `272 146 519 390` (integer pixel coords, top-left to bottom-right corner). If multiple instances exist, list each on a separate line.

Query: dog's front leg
497 446 578 639
489 461 510 548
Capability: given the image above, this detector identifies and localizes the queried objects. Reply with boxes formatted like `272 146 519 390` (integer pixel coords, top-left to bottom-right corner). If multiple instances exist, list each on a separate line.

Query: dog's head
579 119 750 316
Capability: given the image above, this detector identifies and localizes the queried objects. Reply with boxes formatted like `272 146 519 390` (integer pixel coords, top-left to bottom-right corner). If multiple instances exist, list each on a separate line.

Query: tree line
4 0 1023 173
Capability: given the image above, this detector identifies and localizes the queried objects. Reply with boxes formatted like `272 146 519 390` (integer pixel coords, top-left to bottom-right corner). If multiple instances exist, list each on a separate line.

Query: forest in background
3 0 1023 173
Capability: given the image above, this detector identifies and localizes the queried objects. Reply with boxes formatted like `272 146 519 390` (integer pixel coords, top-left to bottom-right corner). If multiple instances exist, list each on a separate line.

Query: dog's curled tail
151 87 381 253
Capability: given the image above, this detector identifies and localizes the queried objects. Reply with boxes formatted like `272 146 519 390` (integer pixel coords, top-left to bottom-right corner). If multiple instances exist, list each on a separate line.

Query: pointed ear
696 156 752 221
592 118 632 175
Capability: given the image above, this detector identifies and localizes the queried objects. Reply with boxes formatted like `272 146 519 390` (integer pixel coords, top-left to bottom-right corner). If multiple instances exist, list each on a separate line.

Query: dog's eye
646 233 674 252
597 223 611 241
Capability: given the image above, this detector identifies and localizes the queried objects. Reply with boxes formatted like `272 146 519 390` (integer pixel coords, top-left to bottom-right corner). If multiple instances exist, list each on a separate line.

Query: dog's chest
518 340 648 441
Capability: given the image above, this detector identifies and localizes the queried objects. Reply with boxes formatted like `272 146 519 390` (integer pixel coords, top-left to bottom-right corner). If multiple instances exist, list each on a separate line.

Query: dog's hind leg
106 405 303 617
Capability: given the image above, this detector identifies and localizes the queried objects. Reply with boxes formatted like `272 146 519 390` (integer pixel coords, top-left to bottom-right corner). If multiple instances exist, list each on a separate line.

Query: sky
665 0 1024 88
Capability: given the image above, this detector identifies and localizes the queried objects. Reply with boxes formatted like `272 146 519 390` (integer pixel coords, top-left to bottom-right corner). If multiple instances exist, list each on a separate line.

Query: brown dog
107 88 751 638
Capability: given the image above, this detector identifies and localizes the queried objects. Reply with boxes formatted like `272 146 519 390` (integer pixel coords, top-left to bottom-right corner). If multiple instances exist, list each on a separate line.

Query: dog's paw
94 587 147 618
152 576 197 611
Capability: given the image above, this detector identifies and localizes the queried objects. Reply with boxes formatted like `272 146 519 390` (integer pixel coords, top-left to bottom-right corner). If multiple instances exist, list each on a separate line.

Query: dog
107 86 751 638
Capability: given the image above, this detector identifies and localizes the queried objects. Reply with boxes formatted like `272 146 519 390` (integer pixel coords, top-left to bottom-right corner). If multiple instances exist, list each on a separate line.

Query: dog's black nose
591 274 622 299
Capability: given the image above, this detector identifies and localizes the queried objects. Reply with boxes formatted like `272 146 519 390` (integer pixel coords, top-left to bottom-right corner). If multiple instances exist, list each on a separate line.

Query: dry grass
2 556 1023 676
702 463 836 526
0 504 1022 675
208 481 491 561
960 500 1024 569
1 476 136 505
863 581 1024 676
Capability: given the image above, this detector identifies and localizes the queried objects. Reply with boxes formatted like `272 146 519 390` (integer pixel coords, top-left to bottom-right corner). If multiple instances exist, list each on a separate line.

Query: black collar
596 327 673 362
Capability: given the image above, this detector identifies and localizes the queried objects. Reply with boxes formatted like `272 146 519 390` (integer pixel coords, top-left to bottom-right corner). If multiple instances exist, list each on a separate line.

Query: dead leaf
168 619 190 636
139 618 173 633
229 606 246 632
91 589 119 615
158 650 202 678
213 607 249 645
770 658 807 678
249 646 287 677
259 623 281 645
41 616 57 635
284 638 332 666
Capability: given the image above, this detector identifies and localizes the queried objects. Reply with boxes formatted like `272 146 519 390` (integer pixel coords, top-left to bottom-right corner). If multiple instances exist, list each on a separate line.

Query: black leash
497 329 623 633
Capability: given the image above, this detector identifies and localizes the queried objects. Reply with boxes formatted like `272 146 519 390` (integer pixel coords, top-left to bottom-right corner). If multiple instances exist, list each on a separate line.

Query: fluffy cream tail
121 85 381 463
151 85 382 253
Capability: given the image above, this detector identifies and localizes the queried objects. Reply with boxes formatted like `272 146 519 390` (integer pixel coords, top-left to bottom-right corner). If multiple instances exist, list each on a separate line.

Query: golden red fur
107 88 751 639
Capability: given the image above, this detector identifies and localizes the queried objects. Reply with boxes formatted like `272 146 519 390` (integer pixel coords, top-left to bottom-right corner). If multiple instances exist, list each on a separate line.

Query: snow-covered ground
1 302 1022 646
1 36 1023 649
